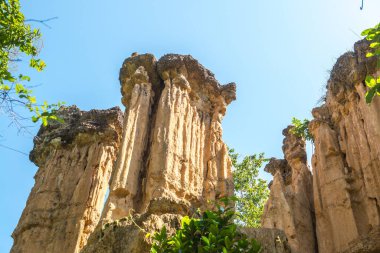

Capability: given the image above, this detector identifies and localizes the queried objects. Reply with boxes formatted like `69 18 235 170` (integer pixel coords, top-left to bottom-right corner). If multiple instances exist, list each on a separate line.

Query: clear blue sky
1 0 379 251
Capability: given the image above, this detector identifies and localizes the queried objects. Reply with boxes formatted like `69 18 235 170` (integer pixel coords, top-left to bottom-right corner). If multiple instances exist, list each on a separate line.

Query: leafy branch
25 17 58 29
0 0 63 129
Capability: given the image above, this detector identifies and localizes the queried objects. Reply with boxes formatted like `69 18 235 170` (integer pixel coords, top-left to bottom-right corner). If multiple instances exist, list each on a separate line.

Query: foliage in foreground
362 22 380 103
0 0 62 127
229 149 269 228
290 117 313 142
150 200 261 253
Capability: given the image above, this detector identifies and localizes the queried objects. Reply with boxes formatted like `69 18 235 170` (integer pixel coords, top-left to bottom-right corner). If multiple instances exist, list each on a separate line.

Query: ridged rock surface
261 127 315 253
309 39 380 253
240 228 292 253
11 106 123 253
101 53 236 223
81 201 185 253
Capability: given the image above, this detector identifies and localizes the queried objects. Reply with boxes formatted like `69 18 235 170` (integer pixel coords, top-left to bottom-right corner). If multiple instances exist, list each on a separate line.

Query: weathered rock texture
11 106 123 253
101 53 236 222
309 39 380 253
262 39 380 253
81 53 292 253
240 228 292 253
261 127 316 253
81 202 184 253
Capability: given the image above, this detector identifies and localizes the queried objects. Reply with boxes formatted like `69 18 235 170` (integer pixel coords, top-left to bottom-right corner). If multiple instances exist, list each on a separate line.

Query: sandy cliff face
262 39 380 253
81 54 236 253
309 40 380 253
11 106 123 253
16 40 380 252
101 53 236 222
261 127 315 253
12 53 291 253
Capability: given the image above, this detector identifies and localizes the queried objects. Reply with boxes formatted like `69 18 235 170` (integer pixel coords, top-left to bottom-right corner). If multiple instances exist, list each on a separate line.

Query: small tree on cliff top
290 117 313 142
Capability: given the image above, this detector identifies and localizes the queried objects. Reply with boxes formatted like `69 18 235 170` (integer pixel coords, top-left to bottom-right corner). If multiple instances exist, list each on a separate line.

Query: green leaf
31 116 39 123
42 117 48 126
181 216 191 228
370 42 380 48
366 87 377 104
225 236 231 248
19 75 31 81
28 96 36 104
361 28 373 36
15 83 25 94
201 236 210 245
365 76 376 88
0 85 10 91
30 59 46 71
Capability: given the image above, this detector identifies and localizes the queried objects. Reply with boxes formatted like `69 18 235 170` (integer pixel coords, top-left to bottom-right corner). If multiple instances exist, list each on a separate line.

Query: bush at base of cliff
150 201 261 253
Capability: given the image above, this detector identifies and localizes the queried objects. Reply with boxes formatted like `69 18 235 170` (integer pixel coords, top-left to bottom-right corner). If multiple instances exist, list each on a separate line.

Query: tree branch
25 17 58 29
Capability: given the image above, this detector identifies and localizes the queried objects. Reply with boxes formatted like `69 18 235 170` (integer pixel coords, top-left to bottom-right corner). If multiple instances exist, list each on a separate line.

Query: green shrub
150 200 261 253
290 117 313 141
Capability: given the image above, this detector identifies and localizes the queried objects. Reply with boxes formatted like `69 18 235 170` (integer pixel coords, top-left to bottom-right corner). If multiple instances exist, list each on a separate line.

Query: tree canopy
229 149 269 228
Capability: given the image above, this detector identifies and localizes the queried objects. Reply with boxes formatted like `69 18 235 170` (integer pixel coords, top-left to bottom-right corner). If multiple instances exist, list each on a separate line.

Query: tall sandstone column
309 39 380 253
11 106 123 253
82 54 291 253
261 126 316 253
102 53 236 222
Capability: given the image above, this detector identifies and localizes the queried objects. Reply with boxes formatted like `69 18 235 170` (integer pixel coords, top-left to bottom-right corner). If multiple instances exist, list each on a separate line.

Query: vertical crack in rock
261 126 316 253
102 54 161 221
11 106 123 253
309 39 380 253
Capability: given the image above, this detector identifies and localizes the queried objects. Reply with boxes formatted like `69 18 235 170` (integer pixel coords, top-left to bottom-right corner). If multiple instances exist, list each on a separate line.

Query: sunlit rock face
261 127 316 253
262 39 380 253
81 54 291 253
101 53 236 222
11 106 123 253
310 39 380 253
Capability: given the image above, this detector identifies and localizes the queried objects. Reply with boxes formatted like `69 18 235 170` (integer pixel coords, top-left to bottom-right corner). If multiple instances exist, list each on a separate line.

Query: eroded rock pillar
309 39 380 253
11 106 123 253
261 126 316 253
101 54 236 223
